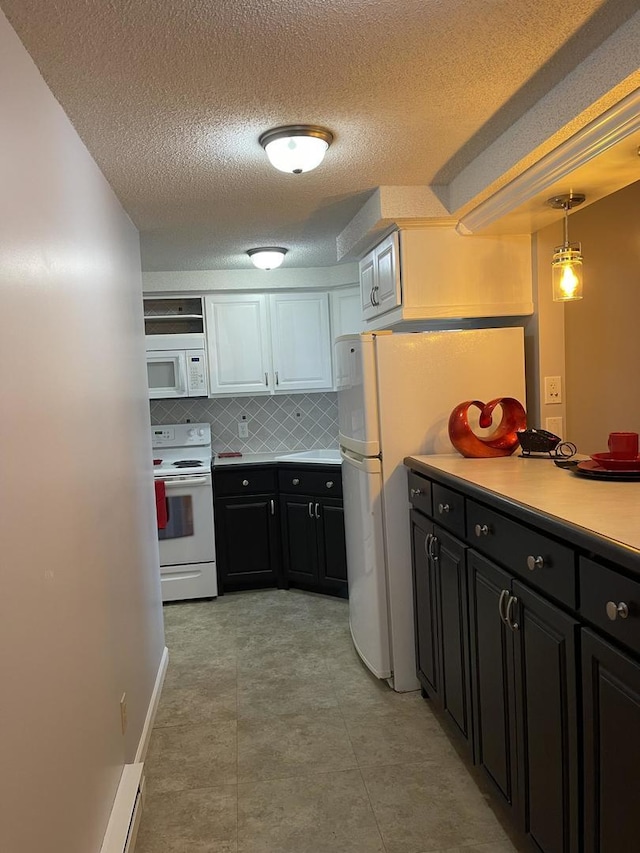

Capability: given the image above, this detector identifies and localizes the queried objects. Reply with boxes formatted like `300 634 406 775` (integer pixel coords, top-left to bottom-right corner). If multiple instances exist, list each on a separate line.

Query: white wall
0 11 165 853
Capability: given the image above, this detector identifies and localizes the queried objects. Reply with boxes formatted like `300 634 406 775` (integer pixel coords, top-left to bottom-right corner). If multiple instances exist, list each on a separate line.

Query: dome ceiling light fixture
259 125 334 174
546 192 586 302
247 247 288 270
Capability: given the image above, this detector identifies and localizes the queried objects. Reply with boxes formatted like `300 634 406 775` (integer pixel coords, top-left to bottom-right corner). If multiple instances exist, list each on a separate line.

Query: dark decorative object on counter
448 397 527 458
517 428 577 459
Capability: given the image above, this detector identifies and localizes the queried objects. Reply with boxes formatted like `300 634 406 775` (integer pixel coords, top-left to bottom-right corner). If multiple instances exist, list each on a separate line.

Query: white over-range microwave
145 334 208 399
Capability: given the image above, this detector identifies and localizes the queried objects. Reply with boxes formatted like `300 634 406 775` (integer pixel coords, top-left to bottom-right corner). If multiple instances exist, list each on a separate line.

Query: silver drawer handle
242 479 249 486
308 502 313 518
410 488 423 498
315 502 320 519
438 503 451 514
424 532 432 558
498 589 510 625
606 601 629 621
506 595 519 631
527 555 545 571
326 481 334 488
292 478 300 486
475 524 489 537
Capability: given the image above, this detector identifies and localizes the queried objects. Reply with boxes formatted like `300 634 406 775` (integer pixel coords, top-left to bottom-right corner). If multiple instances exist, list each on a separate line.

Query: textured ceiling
2 0 637 270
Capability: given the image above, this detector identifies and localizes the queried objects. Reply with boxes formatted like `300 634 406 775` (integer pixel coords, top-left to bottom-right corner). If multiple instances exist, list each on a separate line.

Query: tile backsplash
150 393 338 454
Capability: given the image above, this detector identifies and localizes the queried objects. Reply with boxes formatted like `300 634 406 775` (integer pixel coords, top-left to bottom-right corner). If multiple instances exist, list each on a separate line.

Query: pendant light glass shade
547 193 586 303
247 247 287 270
259 125 333 174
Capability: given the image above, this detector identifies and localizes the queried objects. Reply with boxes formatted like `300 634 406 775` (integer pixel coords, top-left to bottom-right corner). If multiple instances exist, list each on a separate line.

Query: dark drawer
466 499 576 608
580 557 640 656
214 466 277 496
408 470 432 517
278 467 342 497
432 483 465 538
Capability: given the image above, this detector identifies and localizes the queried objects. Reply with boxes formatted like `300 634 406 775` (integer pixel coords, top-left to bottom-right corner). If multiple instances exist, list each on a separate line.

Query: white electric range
152 423 217 601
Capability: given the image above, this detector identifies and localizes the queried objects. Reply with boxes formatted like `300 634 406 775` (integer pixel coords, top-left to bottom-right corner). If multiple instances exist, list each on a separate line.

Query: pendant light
247 247 287 270
547 193 586 302
259 125 333 174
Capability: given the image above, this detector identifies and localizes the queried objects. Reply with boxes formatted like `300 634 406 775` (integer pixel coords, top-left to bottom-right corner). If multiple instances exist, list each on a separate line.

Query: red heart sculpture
448 397 527 458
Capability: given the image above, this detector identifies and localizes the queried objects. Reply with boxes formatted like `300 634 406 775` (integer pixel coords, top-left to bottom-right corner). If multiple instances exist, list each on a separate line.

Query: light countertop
213 450 341 468
405 454 640 555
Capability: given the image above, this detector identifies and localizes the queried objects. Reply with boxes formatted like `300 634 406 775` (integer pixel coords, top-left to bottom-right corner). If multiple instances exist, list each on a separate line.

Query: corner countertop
404 454 640 559
213 450 341 468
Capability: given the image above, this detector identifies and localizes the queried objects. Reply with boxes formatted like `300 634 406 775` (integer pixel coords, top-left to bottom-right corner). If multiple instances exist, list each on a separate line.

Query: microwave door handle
176 357 188 395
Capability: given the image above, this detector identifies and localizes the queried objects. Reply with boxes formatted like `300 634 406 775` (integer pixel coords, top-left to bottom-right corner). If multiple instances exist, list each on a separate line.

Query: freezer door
341 447 391 679
335 334 381 456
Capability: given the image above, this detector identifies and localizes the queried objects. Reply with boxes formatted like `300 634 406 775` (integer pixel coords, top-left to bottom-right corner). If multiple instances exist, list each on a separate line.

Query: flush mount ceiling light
247 247 287 270
547 192 586 302
259 125 333 174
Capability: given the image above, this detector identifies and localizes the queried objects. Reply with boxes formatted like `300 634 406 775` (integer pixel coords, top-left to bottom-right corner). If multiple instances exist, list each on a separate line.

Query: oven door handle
161 476 211 488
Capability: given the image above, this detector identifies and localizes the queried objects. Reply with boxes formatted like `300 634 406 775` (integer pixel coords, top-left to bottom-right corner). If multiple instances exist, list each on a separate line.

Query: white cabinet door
205 294 271 395
374 231 401 316
331 286 362 340
360 250 376 320
269 292 333 392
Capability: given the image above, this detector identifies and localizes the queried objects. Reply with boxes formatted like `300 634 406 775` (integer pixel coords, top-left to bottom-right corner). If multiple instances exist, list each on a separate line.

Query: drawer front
214 467 277 496
466 500 576 607
580 557 640 656
278 467 342 497
432 483 465 538
408 471 432 517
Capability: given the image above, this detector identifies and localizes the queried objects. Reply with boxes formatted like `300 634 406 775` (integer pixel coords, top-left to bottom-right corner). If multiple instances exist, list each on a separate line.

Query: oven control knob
187 428 196 437
197 428 205 437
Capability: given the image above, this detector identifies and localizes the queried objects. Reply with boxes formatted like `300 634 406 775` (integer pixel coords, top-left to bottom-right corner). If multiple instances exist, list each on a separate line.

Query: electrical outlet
238 421 249 439
544 375 562 404
120 693 128 735
545 417 563 437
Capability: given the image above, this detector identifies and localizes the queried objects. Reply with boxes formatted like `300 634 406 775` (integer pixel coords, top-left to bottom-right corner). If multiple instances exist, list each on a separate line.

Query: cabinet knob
410 487 423 498
527 555 545 571
292 478 300 486
438 503 451 514
242 479 249 486
326 481 334 488
474 523 489 537
606 601 629 621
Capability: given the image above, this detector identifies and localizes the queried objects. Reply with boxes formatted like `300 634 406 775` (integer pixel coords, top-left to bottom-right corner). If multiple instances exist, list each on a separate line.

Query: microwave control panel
187 350 207 393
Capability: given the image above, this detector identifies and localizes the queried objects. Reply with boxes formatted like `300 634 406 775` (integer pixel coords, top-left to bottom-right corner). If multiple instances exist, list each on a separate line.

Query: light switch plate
546 416 563 437
238 421 249 438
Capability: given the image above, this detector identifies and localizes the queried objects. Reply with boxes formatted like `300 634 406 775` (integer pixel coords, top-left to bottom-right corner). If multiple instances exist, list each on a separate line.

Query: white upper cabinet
205 294 271 395
268 293 332 392
205 292 333 396
359 227 533 327
361 231 401 321
330 286 363 341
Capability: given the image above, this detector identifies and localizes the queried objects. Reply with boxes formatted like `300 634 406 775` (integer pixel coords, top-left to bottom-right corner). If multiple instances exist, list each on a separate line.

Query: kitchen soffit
2 0 639 271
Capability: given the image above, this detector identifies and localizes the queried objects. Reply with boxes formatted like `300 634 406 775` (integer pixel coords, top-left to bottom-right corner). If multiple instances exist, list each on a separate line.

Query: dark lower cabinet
410 509 472 750
582 629 640 853
468 551 579 852
213 493 280 592
280 493 347 596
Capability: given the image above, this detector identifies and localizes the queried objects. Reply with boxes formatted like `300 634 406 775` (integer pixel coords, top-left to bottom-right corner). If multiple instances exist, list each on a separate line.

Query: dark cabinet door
279 494 318 585
512 581 579 853
582 629 640 853
214 495 280 591
434 525 472 745
316 498 348 589
467 550 517 810
410 509 439 698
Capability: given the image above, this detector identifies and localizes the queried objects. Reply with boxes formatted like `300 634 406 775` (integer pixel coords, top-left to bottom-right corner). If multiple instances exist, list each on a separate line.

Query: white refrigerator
337 327 526 692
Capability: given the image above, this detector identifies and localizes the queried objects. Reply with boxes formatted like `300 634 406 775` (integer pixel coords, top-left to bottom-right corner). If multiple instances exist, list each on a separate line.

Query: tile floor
137 589 522 853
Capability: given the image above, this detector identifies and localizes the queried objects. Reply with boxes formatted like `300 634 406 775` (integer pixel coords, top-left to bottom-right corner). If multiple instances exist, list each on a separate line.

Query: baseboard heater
100 763 145 853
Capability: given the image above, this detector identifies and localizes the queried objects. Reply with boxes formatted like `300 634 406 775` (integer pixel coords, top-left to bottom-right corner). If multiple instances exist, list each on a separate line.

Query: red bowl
590 452 640 471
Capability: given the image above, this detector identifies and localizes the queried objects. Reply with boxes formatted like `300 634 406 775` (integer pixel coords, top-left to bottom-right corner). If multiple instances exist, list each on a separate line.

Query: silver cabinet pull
498 589 510 625
292 478 300 486
527 555 545 571
265 372 269 386
438 503 451 514
410 487 423 498
326 481 334 489
431 535 439 563
369 286 375 308
242 479 249 486
475 523 489 537
315 502 320 519
505 595 519 631
424 532 432 558
308 501 313 518
270 499 275 516
606 601 629 621
373 285 380 305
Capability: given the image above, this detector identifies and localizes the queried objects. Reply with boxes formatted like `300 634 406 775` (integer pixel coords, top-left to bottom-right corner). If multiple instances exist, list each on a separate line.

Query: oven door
157 473 215 566
146 350 188 399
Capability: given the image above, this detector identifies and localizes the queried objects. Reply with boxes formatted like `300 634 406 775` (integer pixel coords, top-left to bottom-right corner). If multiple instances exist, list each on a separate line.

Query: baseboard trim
134 645 169 764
